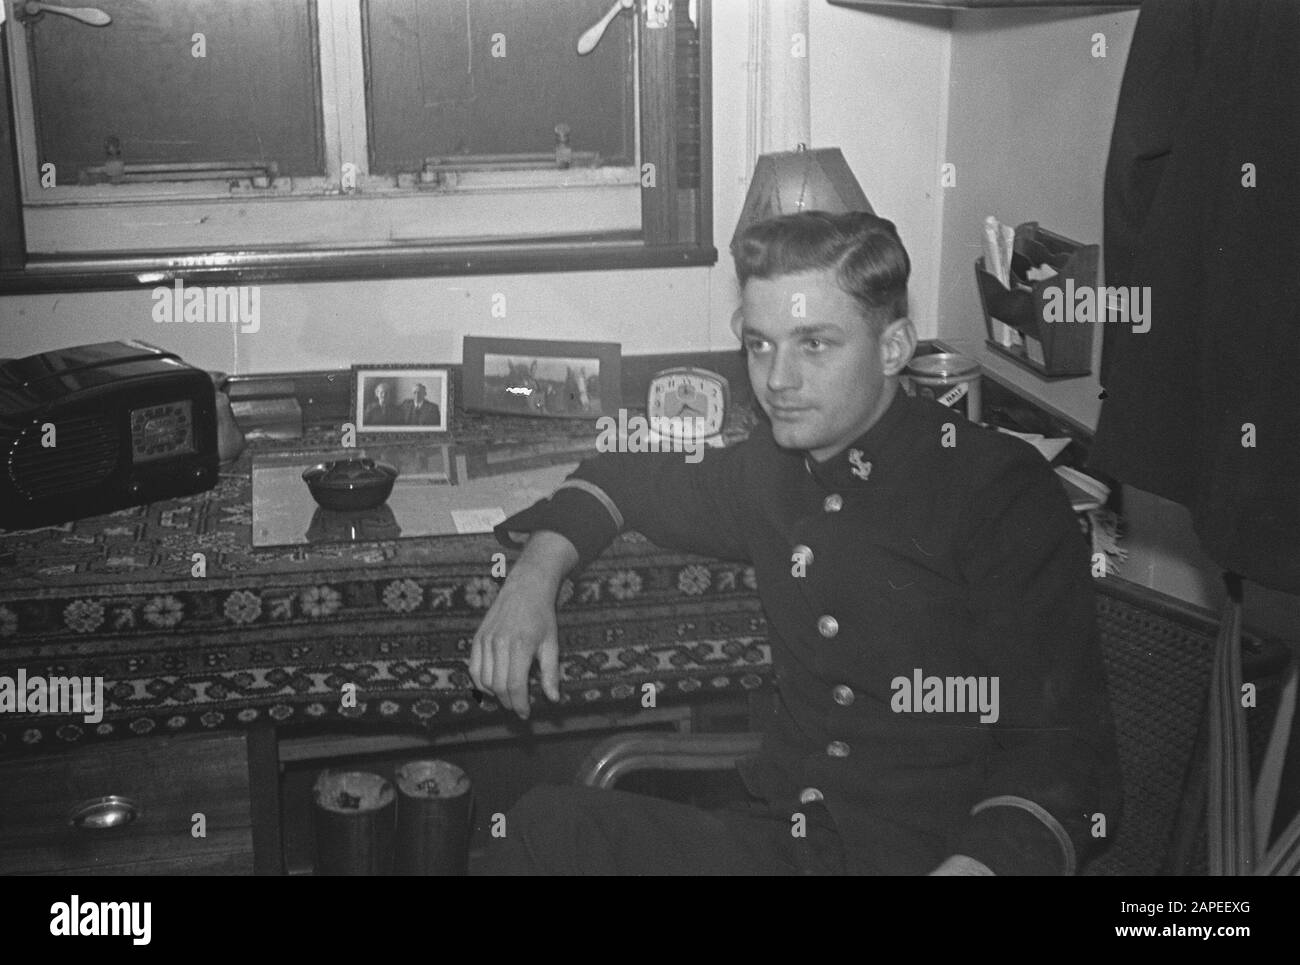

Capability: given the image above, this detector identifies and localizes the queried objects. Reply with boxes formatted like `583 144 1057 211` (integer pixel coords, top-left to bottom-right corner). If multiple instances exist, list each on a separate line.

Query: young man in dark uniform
470 211 1120 875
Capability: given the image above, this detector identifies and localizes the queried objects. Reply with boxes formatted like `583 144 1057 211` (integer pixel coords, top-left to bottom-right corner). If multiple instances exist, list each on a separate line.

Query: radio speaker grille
8 414 120 500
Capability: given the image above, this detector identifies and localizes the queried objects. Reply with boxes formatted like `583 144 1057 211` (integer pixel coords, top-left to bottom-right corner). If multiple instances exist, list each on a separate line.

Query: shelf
935 336 1102 436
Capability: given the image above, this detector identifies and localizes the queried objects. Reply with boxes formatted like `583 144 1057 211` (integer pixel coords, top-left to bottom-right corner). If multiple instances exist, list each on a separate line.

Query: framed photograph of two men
351 365 451 434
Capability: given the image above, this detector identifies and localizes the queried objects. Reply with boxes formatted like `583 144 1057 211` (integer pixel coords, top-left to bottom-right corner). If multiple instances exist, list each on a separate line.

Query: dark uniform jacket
498 391 1121 875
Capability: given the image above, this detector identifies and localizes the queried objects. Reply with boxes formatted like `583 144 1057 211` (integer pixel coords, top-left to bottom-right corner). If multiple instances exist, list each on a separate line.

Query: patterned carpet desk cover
0 430 771 754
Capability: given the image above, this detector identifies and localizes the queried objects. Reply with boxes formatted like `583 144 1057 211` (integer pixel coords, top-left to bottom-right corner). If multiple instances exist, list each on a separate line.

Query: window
365 0 635 175
0 0 712 290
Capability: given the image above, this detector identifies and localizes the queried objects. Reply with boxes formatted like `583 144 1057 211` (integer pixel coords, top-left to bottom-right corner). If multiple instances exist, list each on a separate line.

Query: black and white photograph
352 366 450 434
0 0 1297 919
364 443 454 483
462 336 621 418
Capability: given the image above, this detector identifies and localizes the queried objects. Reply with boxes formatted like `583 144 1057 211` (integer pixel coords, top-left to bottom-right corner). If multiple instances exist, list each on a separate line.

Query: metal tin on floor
312 770 396 875
905 352 982 423
394 760 473 876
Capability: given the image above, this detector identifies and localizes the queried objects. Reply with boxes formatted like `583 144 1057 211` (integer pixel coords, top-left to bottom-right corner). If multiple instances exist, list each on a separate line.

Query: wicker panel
1082 591 1281 876
1082 593 1216 874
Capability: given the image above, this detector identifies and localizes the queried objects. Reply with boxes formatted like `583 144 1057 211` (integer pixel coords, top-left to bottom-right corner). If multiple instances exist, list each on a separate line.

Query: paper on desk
1054 465 1110 504
451 508 508 534
995 427 1072 463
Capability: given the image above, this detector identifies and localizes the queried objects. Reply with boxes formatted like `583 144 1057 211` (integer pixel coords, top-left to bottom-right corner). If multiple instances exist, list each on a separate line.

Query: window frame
0 0 714 294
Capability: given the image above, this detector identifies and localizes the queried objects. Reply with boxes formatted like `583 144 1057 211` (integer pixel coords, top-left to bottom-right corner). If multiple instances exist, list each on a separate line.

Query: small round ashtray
302 457 398 511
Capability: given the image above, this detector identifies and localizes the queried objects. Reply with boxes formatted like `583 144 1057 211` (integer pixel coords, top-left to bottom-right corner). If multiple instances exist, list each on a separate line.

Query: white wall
937 7 1138 350
810 1 950 340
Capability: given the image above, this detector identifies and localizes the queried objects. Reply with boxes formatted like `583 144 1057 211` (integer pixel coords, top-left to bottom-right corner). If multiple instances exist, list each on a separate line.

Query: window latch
577 0 633 55
79 136 281 188
16 2 111 27
645 0 673 31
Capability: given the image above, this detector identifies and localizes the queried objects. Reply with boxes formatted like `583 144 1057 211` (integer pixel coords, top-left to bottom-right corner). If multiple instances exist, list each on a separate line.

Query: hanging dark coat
1090 0 1300 593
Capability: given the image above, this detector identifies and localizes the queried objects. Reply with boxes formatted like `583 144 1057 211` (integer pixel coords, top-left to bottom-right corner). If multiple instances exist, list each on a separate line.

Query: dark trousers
473 784 847 875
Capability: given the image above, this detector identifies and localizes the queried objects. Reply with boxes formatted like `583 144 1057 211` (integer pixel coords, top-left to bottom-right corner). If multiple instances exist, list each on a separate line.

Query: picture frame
363 443 455 483
351 365 451 435
462 336 621 419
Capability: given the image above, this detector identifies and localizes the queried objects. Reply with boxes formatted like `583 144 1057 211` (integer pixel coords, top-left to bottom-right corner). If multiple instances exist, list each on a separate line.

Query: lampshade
730 147 874 253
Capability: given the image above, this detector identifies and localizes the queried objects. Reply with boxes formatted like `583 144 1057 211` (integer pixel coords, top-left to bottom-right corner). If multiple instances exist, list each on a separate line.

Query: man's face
738 268 912 462
375 384 388 405
413 385 426 404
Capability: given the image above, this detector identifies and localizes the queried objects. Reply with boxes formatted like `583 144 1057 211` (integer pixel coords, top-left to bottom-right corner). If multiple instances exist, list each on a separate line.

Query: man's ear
879 317 917 376
729 305 745 341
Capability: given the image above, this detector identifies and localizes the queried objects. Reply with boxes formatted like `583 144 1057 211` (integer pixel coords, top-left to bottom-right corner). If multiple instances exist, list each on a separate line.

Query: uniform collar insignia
800 391 913 489
848 449 873 481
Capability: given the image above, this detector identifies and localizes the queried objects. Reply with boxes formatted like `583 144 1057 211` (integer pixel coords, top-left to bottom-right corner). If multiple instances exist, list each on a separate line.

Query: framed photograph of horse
461 337 622 419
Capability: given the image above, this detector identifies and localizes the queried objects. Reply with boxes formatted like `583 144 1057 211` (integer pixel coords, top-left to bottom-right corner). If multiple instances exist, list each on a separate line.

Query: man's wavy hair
732 210 911 331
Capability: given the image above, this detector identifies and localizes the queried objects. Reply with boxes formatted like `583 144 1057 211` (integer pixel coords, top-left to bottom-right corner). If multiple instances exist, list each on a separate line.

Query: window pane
364 0 633 174
27 0 322 181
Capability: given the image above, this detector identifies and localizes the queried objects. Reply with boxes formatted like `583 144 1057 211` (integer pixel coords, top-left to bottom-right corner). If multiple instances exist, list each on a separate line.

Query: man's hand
469 531 579 719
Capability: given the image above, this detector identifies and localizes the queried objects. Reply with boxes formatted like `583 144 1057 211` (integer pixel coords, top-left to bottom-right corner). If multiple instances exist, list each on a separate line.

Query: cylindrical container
905 352 982 423
313 770 396 875
394 760 473 876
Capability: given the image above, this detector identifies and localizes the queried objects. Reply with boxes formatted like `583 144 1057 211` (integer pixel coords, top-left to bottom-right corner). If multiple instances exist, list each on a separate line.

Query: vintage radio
0 340 219 529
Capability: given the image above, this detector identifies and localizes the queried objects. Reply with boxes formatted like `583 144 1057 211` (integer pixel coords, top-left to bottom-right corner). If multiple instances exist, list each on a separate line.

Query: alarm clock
0 340 220 529
646 366 729 446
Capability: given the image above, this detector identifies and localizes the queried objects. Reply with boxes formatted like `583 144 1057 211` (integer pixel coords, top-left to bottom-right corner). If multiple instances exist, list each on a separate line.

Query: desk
0 425 770 755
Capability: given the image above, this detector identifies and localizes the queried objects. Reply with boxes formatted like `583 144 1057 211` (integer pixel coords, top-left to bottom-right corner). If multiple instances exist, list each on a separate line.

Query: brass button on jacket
816 615 839 639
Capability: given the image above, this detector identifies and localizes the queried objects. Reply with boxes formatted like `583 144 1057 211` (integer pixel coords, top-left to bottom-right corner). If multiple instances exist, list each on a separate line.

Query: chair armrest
576 732 763 789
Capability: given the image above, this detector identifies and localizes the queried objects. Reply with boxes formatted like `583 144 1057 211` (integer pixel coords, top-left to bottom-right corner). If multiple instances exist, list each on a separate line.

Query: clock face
129 400 196 463
647 367 729 441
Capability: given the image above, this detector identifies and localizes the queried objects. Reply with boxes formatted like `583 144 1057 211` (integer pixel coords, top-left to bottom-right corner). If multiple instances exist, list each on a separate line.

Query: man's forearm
471 529 581 716
509 529 581 597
